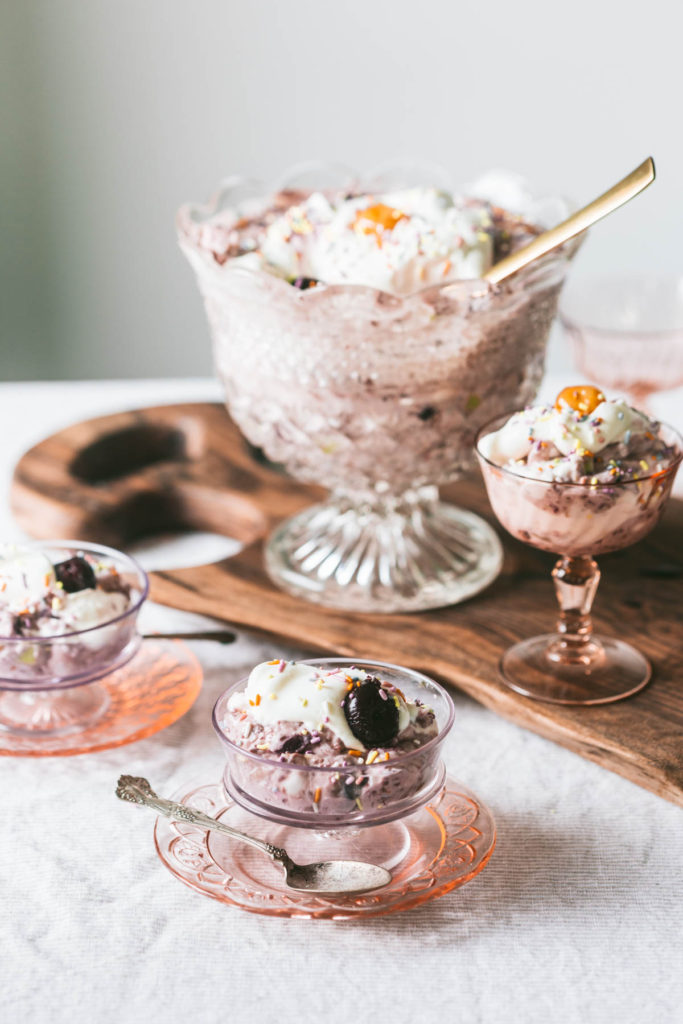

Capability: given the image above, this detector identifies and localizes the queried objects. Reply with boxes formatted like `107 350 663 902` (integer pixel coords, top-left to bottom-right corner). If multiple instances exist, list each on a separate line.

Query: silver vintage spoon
116 775 392 896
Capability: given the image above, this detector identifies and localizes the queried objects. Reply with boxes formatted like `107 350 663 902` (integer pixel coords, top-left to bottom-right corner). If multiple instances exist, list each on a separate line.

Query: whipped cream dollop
233 187 496 295
227 660 420 751
478 392 671 484
0 550 56 612
0 547 130 636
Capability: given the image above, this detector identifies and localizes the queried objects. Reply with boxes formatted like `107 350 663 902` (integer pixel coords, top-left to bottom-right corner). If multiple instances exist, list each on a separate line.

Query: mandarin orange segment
352 203 407 238
554 384 606 416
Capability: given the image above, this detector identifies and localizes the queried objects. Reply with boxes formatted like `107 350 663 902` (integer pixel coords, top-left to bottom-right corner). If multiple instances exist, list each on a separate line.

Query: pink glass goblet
476 419 682 705
560 275 683 413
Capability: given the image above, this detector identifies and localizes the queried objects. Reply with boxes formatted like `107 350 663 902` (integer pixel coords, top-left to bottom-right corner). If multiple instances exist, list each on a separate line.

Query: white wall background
1 0 680 380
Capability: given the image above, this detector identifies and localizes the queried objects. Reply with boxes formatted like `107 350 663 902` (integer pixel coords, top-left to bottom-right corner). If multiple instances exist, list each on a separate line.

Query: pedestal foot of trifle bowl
265 489 503 613
154 777 496 919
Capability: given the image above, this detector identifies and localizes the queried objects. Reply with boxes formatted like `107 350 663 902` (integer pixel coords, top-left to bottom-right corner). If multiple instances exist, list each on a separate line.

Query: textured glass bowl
179 163 578 612
0 541 148 735
212 658 455 829
476 419 682 704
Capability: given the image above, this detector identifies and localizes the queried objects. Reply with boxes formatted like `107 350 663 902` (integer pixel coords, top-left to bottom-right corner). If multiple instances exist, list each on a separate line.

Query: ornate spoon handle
116 775 289 864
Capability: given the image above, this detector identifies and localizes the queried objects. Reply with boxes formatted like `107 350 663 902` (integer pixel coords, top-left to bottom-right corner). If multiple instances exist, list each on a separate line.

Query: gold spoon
484 156 655 285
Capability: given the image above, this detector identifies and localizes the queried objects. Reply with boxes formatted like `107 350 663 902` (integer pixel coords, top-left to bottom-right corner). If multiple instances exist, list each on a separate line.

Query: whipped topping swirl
227 660 420 751
233 187 497 295
0 550 56 613
478 395 672 484
0 547 130 637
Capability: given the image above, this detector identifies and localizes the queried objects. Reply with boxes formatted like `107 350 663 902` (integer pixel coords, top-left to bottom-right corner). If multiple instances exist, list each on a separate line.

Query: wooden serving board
11 402 683 805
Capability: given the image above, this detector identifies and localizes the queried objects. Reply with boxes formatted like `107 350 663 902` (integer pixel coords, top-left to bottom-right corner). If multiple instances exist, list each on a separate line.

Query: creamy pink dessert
214 659 443 821
178 179 575 493
0 547 131 638
184 185 538 293
476 386 681 556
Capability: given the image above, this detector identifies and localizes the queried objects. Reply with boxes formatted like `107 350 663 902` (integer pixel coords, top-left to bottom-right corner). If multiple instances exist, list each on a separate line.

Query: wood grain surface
11 402 683 805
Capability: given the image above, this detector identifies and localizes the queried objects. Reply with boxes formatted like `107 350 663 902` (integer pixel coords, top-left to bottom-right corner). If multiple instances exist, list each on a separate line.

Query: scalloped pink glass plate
154 777 496 919
0 640 202 757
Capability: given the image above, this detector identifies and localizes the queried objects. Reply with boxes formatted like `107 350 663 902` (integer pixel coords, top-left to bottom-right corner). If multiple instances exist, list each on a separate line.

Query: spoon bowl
116 775 392 895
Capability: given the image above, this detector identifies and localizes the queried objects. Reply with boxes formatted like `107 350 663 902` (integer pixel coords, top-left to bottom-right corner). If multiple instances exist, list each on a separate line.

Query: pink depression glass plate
0 640 202 757
154 777 496 919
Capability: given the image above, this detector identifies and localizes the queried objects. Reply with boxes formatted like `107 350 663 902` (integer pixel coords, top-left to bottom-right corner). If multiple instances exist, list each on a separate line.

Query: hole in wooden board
70 421 202 484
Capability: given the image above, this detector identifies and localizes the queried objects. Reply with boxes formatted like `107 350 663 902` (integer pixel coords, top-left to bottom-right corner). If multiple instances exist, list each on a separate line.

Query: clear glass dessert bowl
0 541 148 736
212 658 455 829
178 165 578 613
560 274 683 412
476 418 683 704
195 656 497 915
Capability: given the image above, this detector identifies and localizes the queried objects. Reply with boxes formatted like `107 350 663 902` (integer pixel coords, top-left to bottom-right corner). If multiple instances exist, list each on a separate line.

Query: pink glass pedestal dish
156 657 497 916
0 541 148 737
0 542 202 755
154 777 495 919
476 421 682 705
560 274 683 412
178 168 577 613
0 640 202 757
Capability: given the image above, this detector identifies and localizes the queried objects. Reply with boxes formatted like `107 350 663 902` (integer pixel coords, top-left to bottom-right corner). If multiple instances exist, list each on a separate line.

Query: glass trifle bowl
178 164 578 612
476 409 682 704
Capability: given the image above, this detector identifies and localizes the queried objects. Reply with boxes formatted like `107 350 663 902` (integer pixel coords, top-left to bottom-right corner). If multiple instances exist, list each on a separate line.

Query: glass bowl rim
212 656 455 774
559 272 683 338
176 164 578 302
474 413 683 489
0 539 149 642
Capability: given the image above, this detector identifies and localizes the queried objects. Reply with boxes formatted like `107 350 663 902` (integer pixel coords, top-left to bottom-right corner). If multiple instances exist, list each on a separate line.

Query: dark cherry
343 775 368 801
343 676 400 748
291 276 319 290
53 556 96 593
13 613 35 636
417 405 437 421
279 733 307 754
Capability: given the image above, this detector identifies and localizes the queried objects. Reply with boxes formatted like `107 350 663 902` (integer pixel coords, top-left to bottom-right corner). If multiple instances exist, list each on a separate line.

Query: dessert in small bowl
0 541 148 735
179 162 578 613
213 657 453 828
154 654 495 917
476 386 682 704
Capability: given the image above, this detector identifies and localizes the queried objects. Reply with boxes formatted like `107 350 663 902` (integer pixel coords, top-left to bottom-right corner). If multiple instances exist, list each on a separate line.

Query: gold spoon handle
483 156 656 285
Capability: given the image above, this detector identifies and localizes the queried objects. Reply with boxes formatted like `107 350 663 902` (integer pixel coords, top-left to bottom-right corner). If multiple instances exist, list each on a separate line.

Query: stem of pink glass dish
547 555 604 668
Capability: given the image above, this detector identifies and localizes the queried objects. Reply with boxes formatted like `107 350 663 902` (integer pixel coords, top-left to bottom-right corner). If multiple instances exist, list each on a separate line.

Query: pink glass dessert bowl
560 274 683 412
212 658 454 829
476 416 682 704
178 163 578 613
0 541 148 736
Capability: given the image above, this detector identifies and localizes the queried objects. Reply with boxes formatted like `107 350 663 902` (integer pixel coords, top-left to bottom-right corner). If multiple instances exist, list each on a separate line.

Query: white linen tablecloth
1 378 681 1024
